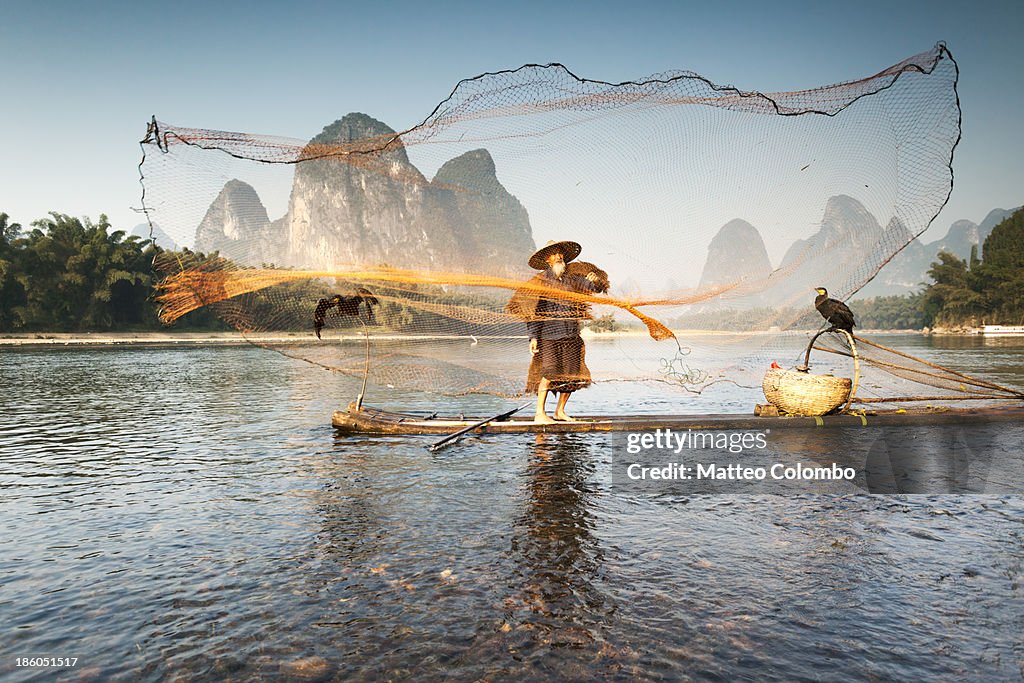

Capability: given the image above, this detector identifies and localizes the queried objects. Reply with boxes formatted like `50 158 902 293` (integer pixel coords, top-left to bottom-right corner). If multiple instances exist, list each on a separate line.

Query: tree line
0 213 235 332
0 212 522 335
921 206 1024 327
2 206 1021 333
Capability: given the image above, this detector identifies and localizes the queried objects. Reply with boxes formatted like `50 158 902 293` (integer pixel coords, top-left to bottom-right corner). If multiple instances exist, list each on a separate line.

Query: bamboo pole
355 319 370 411
798 329 859 415
841 330 858 413
854 395 1021 403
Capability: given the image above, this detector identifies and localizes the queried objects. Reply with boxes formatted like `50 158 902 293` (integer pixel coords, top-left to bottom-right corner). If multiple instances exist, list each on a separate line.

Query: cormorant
814 287 855 333
314 287 379 339
313 297 333 339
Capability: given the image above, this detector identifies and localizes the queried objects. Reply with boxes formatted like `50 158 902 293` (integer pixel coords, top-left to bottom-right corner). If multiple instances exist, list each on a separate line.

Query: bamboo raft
334 333 1024 437
333 403 1024 435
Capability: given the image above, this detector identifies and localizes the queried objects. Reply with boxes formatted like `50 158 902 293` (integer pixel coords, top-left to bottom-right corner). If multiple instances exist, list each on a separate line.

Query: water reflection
506 433 608 649
317 437 389 563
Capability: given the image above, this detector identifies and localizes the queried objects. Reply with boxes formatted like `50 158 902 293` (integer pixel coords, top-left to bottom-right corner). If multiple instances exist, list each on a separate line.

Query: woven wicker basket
762 368 852 416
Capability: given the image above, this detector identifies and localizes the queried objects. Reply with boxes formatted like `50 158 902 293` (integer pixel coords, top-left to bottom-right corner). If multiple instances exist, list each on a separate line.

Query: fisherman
518 240 603 424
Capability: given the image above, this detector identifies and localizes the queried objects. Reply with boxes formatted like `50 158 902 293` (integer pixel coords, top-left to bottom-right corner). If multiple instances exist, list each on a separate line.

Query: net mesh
138 43 1021 406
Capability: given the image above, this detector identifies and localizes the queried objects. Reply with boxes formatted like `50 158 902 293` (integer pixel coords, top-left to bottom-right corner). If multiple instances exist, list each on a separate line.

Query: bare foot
553 412 578 422
534 413 557 425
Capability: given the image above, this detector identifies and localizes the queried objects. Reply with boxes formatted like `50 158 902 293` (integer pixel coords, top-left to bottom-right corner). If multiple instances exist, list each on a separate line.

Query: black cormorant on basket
814 287 856 333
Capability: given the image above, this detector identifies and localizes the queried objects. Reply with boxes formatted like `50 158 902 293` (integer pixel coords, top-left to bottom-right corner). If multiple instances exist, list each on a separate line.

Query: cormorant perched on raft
814 286 856 333
314 288 380 339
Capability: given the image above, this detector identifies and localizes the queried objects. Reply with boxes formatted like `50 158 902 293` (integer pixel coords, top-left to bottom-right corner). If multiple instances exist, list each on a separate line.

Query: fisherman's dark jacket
527 269 600 341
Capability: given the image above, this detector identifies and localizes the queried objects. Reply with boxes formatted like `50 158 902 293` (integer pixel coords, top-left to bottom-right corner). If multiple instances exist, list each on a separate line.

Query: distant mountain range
854 207 1017 298
192 113 536 276
188 113 1015 301
697 197 1019 303
698 194 892 306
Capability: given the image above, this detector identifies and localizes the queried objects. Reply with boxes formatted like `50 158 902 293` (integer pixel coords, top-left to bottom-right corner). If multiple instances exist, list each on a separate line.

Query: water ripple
1 342 1022 680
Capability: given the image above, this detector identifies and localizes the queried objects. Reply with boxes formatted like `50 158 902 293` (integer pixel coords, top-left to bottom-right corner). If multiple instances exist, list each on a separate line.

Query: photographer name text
625 461 856 481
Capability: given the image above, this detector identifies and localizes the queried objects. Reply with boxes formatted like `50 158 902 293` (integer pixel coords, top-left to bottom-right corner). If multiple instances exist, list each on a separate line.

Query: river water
1 334 1022 681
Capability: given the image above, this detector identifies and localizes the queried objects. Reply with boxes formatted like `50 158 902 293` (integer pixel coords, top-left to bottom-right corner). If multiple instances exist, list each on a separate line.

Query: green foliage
4 204 1020 334
0 209 528 335
920 207 1024 326
368 286 520 336
921 251 982 326
0 213 26 330
852 293 925 330
0 211 223 332
0 212 156 331
977 207 1024 321
587 313 624 333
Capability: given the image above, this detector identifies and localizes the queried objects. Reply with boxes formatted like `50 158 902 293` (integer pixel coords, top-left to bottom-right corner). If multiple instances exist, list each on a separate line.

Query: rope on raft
807 333 1024 403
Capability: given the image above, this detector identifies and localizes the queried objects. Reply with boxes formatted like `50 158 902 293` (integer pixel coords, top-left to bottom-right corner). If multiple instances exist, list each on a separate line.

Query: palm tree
19 213 156 330
0 213 25 330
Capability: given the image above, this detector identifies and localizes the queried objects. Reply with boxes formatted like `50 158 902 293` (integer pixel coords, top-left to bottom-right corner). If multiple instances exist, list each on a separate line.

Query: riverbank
1 328 936 347
928 325 980 335
1 328 934 347
0 332 317 346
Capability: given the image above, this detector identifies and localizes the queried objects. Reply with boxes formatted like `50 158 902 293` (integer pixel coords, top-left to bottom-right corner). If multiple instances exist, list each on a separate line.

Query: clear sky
1 0 1021 240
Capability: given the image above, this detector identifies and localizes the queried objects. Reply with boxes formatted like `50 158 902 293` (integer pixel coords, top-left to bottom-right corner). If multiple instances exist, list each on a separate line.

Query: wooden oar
427 403 531 452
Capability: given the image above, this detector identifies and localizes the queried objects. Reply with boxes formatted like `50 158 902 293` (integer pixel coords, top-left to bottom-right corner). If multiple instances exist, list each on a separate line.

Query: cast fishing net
136 43 1022 407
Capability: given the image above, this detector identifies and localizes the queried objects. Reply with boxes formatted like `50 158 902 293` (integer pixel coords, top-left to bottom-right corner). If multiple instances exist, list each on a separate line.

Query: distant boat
981 325 1024 336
